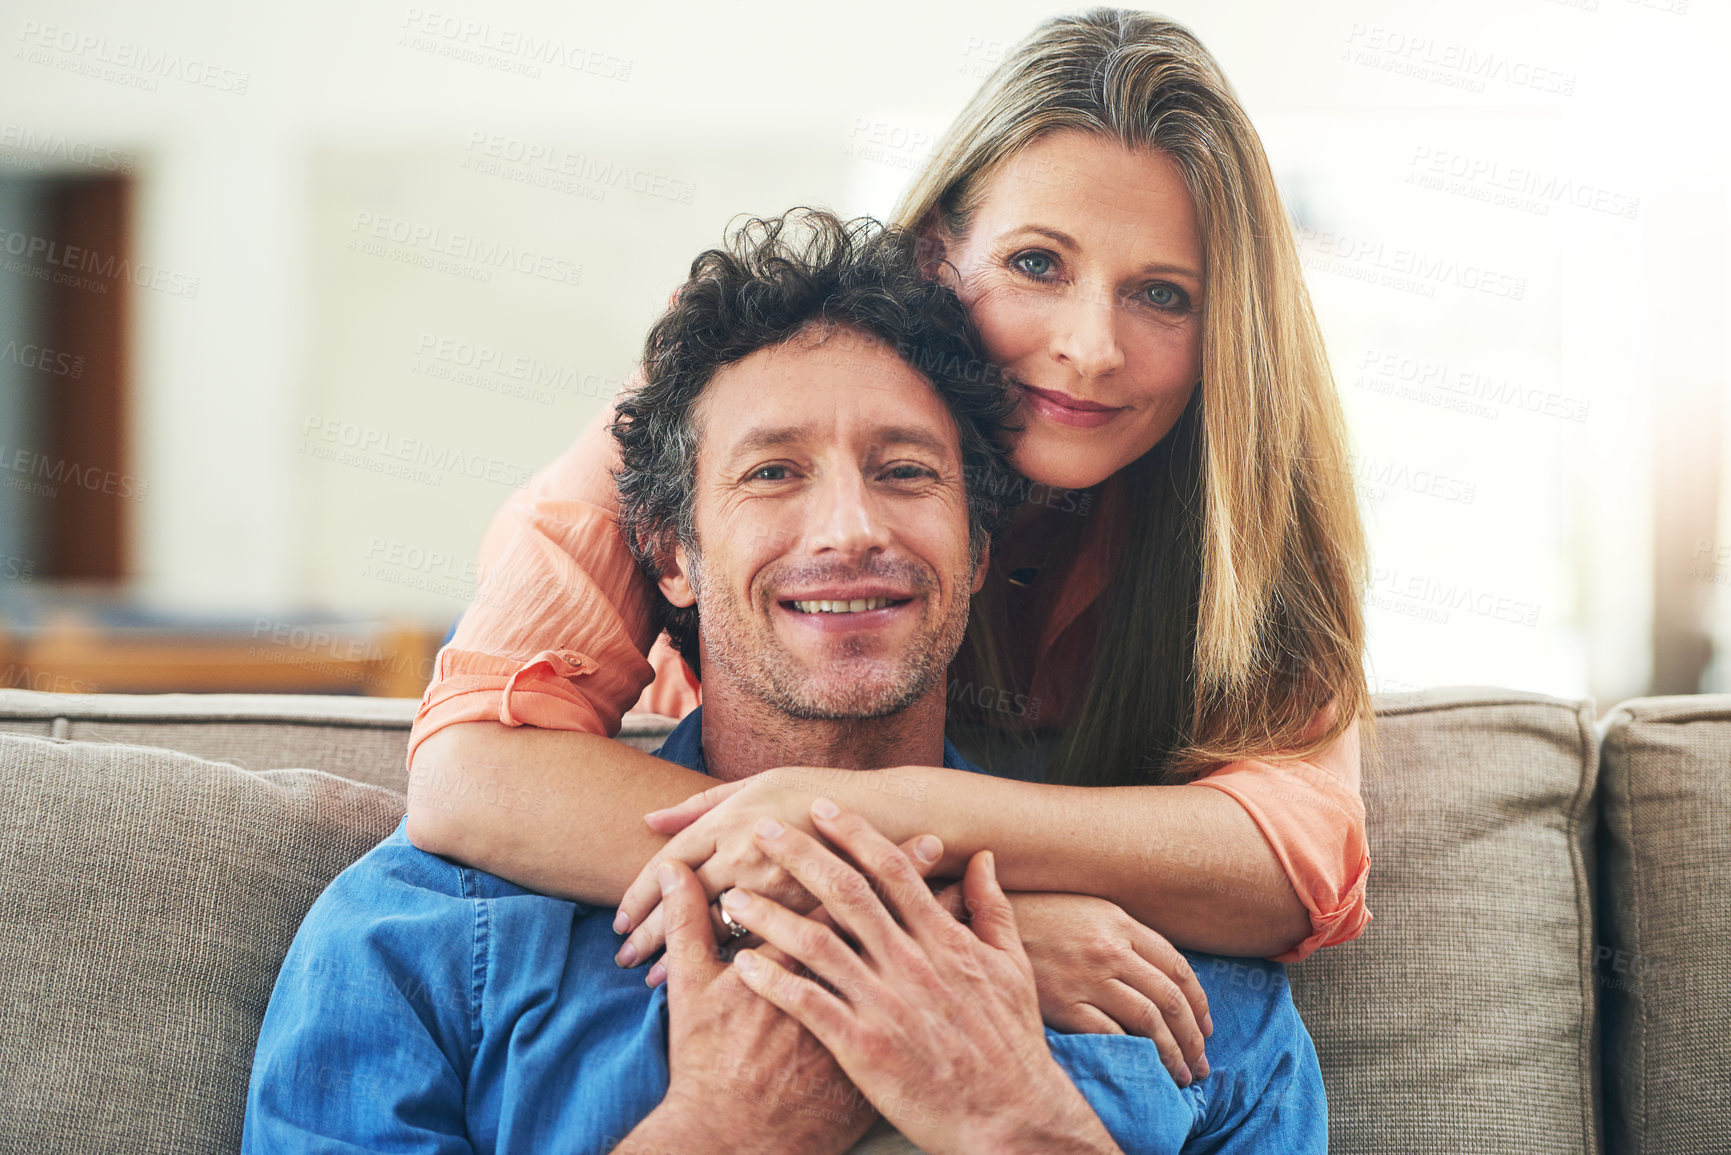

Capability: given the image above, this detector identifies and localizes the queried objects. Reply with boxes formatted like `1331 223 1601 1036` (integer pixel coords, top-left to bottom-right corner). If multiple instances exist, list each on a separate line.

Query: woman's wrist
771 762 941 848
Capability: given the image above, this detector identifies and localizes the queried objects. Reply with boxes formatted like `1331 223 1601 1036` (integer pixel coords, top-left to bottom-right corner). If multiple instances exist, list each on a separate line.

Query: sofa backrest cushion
0 731 404 1155
1288 688 1603 1155
1598 694 1731 1155
0 689 678 795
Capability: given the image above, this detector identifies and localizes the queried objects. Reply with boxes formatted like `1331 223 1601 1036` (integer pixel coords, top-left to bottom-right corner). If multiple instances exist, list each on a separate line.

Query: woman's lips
1020 384 1127 429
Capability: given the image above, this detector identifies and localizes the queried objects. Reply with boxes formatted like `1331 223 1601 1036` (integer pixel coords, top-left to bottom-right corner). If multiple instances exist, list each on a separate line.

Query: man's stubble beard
687 546 974 722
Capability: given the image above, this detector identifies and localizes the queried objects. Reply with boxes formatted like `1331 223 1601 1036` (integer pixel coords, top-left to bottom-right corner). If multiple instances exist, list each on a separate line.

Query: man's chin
768 666 931 722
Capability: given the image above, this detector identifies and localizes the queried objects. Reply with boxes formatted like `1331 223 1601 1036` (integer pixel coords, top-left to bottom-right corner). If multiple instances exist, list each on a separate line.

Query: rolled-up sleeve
407 409 695 768
1187 714 1371 962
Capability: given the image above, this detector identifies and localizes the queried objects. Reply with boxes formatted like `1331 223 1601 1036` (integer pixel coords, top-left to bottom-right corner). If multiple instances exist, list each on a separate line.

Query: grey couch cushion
1598 695 1731 1155
1288 688 1602 1154
0 731 404 1155
0 690 679 795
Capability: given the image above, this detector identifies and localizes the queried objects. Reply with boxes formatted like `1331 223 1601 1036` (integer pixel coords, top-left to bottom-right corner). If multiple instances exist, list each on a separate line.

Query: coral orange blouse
410 408 1370 962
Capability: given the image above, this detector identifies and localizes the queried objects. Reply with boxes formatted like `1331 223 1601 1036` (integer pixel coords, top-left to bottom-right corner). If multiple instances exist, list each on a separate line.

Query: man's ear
914 210 954 287
658 541 697 608
969 540 990 595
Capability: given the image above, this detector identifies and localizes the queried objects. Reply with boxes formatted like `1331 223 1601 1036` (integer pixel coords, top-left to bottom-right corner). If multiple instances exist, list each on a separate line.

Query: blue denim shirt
244 708 1325 1153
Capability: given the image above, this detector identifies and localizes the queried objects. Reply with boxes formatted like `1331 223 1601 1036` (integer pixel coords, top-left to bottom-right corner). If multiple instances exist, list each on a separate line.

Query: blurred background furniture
0 686 1724 1154
0 587 443 697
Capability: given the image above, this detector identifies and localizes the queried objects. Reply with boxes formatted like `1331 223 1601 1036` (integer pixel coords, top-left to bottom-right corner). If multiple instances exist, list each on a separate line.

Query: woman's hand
724 800 1124 1155
614 768 905 971
990 891 1211 1086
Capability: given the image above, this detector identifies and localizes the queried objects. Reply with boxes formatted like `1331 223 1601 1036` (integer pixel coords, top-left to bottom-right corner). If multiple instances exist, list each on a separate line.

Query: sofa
0 685 1723 1154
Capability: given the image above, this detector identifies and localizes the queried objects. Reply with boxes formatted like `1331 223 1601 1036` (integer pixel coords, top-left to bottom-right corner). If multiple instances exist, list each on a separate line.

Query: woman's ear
657 542 697 608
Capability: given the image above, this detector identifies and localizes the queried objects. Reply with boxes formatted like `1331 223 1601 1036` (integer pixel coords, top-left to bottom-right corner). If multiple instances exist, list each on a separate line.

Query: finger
1059 1003 1128 1037
718 887 877 1001
643 777 752 835
693 858 816 917
960 851 1021 954
928 880 968 921
740 836 939 949
731 948 853 1048
1098 977 1195 1086
618 898 679 969
750 816 907 962
805 801 951 941
1128 933 1212 1042
654 862 726 997
617 836 714 940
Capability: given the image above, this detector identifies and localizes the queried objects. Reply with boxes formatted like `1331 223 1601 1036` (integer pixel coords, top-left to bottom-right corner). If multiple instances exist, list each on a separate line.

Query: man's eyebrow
721 424 956 460
726 425 818 458
1014 224 1202 281
875 426 956 459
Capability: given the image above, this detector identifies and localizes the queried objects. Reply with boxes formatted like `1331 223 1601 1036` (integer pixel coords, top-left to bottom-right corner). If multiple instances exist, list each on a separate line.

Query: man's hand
619 857 877 1155
615 771 849 972
723 801 1124 1155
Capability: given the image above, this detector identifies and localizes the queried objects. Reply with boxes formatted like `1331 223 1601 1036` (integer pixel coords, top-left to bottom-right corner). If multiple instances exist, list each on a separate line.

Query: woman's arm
852 764 1316 957
621 762 1309 958
619 713 1363 961
406 721 708 903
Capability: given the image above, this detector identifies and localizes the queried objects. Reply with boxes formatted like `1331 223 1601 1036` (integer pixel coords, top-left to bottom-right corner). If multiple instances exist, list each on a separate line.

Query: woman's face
939 130 1205 491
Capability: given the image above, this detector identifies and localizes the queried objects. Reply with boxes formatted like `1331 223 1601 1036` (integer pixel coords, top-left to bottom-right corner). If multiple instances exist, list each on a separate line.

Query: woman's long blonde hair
894 8 1371 782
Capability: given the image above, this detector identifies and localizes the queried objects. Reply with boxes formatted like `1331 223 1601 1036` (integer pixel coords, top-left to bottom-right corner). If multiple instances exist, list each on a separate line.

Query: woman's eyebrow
1011 224 1201 281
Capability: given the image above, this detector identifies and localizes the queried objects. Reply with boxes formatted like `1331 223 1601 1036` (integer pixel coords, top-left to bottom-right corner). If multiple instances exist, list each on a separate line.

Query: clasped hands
620 797 1126 1155
614 770 1212 1088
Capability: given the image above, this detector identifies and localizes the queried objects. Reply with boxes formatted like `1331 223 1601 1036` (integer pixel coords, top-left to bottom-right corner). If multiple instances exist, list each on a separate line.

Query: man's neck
698 685 949 781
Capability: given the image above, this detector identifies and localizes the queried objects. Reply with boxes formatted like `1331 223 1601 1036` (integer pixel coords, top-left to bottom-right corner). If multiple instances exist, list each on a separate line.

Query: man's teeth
791 598 893 614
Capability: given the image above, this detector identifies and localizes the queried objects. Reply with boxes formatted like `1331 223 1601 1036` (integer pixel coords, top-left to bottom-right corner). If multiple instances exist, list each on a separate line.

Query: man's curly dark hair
611 208 1020 673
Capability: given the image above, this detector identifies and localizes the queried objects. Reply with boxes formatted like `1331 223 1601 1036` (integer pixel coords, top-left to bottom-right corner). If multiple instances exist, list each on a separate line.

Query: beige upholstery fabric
1598 695 1731 1155
0 690 678 795
0 732 404 1155
1288 688 1602 1154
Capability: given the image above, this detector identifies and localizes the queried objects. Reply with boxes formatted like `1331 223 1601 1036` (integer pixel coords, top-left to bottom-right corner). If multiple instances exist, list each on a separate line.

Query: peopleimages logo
0 339 84 379
0 444 149 501
1297 225 1527 301
0 122 135 173
347 212 582 288
0 227 200 298
300 416 536 488
14 21 251 94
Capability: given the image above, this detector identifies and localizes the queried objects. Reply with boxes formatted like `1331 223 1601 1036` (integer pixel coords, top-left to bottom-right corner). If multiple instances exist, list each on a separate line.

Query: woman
406 8 1370 1089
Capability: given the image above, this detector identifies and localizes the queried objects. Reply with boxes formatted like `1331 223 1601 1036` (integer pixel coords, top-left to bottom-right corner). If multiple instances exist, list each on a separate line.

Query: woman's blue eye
1013 252 1055 278
1146 283 1185 309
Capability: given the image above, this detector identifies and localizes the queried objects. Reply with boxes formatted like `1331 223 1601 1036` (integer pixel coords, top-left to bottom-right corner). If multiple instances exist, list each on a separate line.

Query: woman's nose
1050 286 1126 379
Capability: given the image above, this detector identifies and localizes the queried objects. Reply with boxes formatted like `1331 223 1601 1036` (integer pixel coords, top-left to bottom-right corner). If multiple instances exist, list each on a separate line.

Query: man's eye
1011 251 1056 279
884 464 936 481
750 465 791 481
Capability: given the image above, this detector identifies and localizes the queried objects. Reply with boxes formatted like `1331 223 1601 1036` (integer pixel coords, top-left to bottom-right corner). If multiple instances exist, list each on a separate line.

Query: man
243 211 1324 1154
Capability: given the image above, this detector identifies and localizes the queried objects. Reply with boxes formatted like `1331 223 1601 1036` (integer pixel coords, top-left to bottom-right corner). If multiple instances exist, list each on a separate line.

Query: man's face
659 325 986 721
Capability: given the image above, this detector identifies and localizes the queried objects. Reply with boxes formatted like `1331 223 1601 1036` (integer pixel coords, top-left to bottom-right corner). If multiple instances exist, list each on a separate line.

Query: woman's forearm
405 722 1314 954
827 767 1312 957
405 721 710 903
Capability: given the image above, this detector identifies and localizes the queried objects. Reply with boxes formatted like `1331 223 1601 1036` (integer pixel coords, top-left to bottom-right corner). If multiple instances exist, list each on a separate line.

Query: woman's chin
1007 441 1119 492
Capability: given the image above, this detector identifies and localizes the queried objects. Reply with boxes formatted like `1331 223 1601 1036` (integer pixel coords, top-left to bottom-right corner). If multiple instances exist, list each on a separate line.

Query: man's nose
805 470 892 557
1050 285 1126 379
